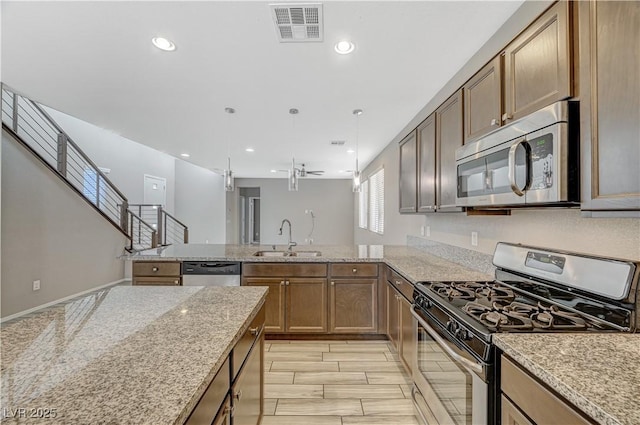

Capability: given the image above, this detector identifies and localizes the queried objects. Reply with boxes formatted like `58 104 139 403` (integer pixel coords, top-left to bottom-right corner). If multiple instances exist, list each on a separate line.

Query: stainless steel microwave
455 101 579 208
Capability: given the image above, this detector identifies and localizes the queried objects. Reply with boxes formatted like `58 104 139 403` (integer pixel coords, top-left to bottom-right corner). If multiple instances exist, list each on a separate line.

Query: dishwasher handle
182 262 241 275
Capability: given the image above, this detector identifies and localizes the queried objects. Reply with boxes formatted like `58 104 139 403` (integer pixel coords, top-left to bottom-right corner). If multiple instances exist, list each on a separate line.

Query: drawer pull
352 268 357 273
152 267 159 272
234 389 243 401
395 280 402 286
249 327 259 336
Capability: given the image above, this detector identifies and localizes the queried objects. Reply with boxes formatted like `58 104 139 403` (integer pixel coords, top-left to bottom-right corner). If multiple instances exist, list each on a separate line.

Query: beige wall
1 132 126 318
229 178 354 246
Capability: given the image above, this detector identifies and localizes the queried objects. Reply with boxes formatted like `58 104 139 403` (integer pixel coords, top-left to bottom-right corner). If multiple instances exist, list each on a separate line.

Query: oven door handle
411 307 484 376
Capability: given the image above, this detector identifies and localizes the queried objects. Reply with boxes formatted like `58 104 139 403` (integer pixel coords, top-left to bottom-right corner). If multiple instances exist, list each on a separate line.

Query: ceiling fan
297 163 324 177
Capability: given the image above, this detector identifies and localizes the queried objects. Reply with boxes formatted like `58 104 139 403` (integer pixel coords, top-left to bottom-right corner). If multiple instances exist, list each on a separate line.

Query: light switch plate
471 232 478 247
33 280 41 291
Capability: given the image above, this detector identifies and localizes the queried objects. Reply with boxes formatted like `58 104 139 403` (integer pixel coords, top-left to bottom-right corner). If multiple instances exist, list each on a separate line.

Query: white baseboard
1 278 130 323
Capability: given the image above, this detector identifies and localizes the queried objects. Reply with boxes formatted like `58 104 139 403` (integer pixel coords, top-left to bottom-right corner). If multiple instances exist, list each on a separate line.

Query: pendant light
288 108 299 192
223 107 235 192
352 109 363 192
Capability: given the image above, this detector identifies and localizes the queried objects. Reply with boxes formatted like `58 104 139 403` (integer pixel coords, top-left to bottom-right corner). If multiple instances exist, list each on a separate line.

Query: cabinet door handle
490 118 499 126
395 280 402 286
225 405 235 419
234 389 243 401
330 281 335 286
152 267 159 272
249 327 260 336
502 113 513 121
285 281 290 286
280 280 285 286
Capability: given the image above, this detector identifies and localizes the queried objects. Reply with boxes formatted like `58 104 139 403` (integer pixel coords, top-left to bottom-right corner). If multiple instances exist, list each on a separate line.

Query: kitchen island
0 285 268 424
494 333 640 425
124 244 494 283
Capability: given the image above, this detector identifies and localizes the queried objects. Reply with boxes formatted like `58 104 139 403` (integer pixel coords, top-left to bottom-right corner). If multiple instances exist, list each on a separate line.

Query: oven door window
416 324 474 425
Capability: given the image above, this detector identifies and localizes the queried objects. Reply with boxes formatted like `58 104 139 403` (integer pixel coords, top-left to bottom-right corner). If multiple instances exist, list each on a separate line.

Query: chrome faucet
278 219 297 252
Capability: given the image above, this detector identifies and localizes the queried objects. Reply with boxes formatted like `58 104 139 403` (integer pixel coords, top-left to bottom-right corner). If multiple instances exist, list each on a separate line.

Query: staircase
1 84 188 252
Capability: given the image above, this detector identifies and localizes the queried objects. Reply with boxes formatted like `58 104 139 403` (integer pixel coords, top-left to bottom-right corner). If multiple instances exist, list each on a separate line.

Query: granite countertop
494 333 640 425
124 244 494 283
0 286 268 424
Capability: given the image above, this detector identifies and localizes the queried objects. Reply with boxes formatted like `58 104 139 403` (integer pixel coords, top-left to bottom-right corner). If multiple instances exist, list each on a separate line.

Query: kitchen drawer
132 261 181 277
242 263 327 277
501 356 593 425
330 263 378 278
387 267 414 300
186 357 230 425
233 306 265 378
132 276 181 286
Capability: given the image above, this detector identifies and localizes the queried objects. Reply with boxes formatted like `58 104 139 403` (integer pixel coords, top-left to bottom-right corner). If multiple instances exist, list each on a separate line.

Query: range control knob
446 320 459 334
455 328 471 341
415 295 432 309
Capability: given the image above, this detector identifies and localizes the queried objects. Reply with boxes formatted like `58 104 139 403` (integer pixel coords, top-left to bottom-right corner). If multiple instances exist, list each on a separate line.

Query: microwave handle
508 137 530 196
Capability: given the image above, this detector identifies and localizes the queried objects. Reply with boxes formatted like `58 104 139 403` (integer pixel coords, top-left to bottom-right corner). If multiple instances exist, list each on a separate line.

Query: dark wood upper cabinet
417 113 437 212
436 89 464 212
463 56 502 143
579 0 640 216
399 130 418 213
503 1 572 123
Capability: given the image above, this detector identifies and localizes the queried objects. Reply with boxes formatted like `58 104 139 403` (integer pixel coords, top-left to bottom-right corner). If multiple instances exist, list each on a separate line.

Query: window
358 180 368 229
368 168 384 234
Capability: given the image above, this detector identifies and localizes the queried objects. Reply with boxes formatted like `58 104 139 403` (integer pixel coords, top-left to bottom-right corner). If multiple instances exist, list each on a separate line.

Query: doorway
143 174 166 207
239 187 260 245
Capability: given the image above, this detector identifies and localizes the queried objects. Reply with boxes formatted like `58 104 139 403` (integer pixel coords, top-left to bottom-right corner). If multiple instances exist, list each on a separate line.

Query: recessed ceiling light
180 153 190 158
152 37 176 52
270 169 277 173
347 149 355 154
334 40 355 55
245 148 255 153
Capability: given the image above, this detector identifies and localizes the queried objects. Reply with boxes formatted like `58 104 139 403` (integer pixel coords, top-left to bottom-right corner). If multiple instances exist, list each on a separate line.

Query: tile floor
262 340 419 425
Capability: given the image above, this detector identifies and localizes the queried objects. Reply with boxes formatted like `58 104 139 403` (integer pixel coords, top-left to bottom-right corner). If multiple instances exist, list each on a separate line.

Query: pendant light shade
224 157 234 192
223 107 235 192
288 158 299 191
352 109 363 193
288 109 300 192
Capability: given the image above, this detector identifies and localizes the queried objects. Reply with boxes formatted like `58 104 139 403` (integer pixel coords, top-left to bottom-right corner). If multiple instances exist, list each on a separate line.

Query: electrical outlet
420 226 425 236
426 226 431 237
471 232 478 247
33 280 41 291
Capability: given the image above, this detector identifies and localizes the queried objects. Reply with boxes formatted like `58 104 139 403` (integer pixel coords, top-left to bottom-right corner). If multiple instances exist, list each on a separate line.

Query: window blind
368 168 384 234
359 180 368 229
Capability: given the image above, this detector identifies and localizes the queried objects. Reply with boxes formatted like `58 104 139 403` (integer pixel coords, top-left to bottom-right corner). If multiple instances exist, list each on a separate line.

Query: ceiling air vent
270 3 323 43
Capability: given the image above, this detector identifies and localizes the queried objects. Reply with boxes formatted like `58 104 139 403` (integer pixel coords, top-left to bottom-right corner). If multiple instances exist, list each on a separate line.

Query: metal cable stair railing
128 204 189 246
0 84 162 252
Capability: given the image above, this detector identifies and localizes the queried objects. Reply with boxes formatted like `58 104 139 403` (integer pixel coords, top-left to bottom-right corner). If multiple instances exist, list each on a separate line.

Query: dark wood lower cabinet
232 335 264 425
386 281 401 351
286 278 328 333
501 355 594 425
186 305 265 425
330 278 378 333
399 296 415 375
243 278 285 332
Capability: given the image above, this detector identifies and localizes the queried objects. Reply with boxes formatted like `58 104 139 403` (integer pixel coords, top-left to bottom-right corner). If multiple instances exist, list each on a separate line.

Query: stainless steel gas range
410 242 639 425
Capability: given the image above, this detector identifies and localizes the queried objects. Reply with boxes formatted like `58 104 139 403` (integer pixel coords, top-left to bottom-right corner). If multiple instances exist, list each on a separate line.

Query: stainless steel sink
253 251 290 257
291 251 322 257
253 250 322 257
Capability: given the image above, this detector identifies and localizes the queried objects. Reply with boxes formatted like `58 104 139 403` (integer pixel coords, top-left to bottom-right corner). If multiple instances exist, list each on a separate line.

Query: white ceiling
1 1 524 179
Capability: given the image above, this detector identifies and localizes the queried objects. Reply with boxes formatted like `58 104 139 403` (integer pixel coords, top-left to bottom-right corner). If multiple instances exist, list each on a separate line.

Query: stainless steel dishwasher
182 261 241 286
